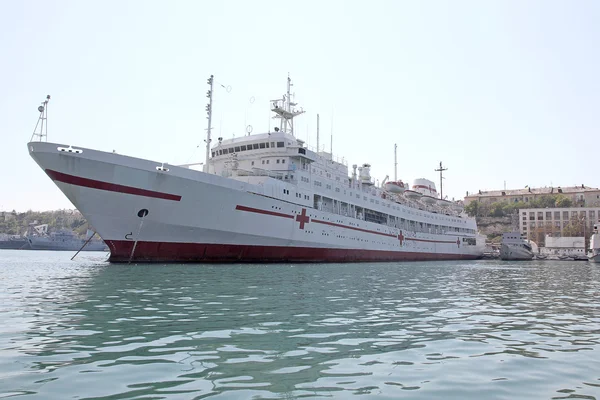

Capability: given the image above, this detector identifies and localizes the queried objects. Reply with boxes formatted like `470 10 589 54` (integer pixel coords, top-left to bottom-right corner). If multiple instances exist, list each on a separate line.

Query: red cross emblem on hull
296 208 310 229
397 231 404 245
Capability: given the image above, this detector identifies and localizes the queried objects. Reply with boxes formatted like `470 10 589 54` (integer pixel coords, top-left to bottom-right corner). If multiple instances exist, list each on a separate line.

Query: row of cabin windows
355 204 476 234
282 189 310 201
249 159 287 166
314 179 466 228
314 189 472 232
212 141 285 157
313 180 464 224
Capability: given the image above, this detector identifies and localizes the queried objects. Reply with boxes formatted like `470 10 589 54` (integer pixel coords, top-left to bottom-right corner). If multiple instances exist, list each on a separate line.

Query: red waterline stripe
105 240 481 263
235 205 294 219
45 169 182 201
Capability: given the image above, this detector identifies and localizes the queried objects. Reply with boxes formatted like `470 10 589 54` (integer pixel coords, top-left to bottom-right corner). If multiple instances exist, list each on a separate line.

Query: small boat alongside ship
26 225 108 252
500 232 534 261
0 234 30 250
589 223 600 263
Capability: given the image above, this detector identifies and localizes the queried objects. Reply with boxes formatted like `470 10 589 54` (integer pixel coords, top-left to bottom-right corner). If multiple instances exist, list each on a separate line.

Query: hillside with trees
464 194 573 218
0 210 90 237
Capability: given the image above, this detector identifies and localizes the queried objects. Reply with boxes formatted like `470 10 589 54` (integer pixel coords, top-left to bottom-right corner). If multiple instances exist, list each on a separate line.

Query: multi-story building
464 185 600 207
519 207 600 245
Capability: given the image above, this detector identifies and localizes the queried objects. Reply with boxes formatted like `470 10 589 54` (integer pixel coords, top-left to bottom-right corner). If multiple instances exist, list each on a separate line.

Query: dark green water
1 250 600 399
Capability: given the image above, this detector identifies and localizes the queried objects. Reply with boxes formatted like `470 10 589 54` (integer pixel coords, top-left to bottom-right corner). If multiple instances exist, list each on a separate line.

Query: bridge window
259 143 266 149
277 142 284 147
241 145 247 151
234 147 240 152
253 144 259 149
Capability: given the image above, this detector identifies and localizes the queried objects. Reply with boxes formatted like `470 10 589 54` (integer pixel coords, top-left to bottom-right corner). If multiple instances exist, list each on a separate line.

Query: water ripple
1 252 600 399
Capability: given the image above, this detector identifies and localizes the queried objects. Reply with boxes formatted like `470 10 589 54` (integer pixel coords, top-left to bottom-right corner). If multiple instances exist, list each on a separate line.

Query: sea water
1 250 599 399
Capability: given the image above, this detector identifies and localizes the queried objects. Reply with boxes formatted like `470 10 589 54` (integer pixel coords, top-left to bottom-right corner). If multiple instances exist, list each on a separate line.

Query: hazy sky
2 0 598 211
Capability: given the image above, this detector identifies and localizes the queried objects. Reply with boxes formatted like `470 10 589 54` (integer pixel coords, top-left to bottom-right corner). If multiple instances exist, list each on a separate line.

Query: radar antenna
31 95 51 142
270 75 305 135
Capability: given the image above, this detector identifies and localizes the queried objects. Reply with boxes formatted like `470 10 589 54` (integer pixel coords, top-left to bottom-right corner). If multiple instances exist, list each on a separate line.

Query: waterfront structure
540 236 586 259
519 207 600 246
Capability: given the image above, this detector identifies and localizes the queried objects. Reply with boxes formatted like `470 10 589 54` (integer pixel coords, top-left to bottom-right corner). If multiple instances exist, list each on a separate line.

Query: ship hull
29 141 485 263
0 239 30 250
500 244 534 261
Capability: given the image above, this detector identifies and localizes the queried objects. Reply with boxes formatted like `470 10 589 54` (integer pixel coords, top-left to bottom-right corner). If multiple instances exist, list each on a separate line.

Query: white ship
589 223 600 263
499 232 534 261
27 78 485 263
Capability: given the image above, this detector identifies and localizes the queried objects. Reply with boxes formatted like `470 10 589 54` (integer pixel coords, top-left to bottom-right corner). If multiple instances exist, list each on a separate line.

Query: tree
562 219 583 237
555 195 573 208
490 202 505 217
465 201 480 217
534 195 557 208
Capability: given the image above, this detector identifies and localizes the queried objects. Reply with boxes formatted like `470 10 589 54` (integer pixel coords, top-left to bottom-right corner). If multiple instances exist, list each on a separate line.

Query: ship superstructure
28 77 484 263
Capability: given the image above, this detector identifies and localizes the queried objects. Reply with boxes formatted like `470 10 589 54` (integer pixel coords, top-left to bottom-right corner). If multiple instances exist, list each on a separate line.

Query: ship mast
204 75 214 173
316 114 320 151
394 143 398 181
31 95 50 142
435 161 448 200
271 75 305 135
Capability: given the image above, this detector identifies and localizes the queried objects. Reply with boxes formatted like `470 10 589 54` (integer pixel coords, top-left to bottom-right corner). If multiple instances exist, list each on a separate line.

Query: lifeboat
451 202 464 212
384 180 406 193
421 195 437 205
437 199 451 207
404 190 422 200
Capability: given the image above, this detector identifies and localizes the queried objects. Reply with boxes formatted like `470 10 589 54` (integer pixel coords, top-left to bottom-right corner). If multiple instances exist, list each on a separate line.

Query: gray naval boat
27 227 108 252
0 234 30 250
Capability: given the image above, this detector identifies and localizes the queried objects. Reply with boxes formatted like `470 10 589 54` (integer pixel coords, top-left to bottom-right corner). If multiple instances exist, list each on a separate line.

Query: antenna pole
204 75 214 173
434 161 448 199
394 143 397 181
330 112 333 154
287 75 292 114
316 114 320 153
